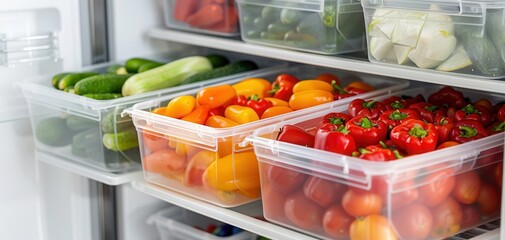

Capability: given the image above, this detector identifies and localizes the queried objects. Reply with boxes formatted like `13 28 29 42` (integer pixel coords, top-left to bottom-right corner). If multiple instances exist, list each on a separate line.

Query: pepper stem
363 100 377 109
357 117 375 129
492 121 505 132
267 85 280 95
328 116 345 125
249 94 260 101
389 110 408 120
462 104 480 114
459 125 478 138
409 125 428 138
332 80 346 94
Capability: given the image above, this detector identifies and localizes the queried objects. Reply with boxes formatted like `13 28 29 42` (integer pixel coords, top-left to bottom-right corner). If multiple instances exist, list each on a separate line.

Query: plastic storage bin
362 0 505 78
148 206 257 240
246 85 505 240
237 0 366 54
19 51 282 173
163 0 240 37
125 65 408 207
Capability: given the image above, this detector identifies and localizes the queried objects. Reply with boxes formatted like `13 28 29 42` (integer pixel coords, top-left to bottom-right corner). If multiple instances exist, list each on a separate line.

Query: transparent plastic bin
19 50 282 173
246 85 505 240
148 206 257 240
237 0 366 54
163 0 240 37
125 65 408 207
362 0 505 78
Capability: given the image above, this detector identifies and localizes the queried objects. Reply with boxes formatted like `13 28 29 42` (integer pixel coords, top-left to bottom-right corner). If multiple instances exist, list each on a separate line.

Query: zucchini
121 56 214 96
58 72 99 90
125 58 162 73
205 54 229 68
181 60 259 84
52 72 74 89
107 64 128 75
74 74 133 95
83 93 123 100
138 62 163 72
102 129 139 151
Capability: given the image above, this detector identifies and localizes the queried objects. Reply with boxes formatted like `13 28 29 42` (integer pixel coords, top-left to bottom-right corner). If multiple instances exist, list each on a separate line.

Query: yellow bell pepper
232 78 271 98
205 115 239 128
264 97 289 107
165 95 196 118
289 89 334 110
260 106 293 119
224 105 259 124
292 80 333 93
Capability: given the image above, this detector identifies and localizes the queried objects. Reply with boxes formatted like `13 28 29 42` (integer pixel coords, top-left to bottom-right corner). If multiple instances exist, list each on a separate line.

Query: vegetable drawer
163 0 240 37
236 0 366 54
246 84 505 240
125 65 408 207
362 0 505 78
19 50 281 173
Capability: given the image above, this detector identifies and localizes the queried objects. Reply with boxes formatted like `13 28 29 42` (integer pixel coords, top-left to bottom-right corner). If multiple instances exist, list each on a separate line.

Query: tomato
341 189 382 217
392 203 433 240
430 197 463 238
494 162 503 188
261 182 287 220
451 170 482 204
142 130 169 152
143 148 188 174
315 72 341 85
284 190 324 230
265 164 306 194
322 204 353 238
391 188 420 210
477 183 501 216
303 176 339 207
417 166 455 206
349 215 397 240
460 204 480 229
183 150 216 187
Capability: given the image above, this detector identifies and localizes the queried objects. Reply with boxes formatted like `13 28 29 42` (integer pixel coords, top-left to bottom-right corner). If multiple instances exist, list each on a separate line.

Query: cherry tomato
430 197 463 238
322 204 353 238
477 183 501 216
418 166 455 206
303 176 339 207
349 215 398 240
392 203 433 240
460 204 480 229
341 189 382 217
261 182 287 220
315 72 340 85
265 164 306 194
142 130 169 152
284 190 324 230
451 170 481 204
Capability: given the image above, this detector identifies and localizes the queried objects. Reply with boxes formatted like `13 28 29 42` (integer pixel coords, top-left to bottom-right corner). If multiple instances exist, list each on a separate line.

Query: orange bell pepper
151 107 168 115
205 115 239 128
232 78 271 98
197 84 236 109
181 105 210 125
346 81 374 92
289 89 334 110
292 80 333 93
224 105 259 124
260 106 293 119
316 72 341 86
264 97 289 107
165 95 196 118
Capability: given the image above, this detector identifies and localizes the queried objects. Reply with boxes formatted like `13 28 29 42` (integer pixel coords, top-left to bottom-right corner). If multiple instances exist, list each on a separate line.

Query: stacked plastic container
246 85 504 240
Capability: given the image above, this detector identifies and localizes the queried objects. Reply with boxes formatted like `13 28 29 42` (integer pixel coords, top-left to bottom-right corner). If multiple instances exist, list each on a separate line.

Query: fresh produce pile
367 8 505 77
50 54 258 99
140 72 376 203
172 0 239 34
262 86 504 239
239 2 365 53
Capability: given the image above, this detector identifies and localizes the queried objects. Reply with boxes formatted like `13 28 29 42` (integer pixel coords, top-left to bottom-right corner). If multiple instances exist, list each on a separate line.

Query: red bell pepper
390 119 438 155
173 0 198 21
454 104 493 127
357 143 403 161
403 94 426 106
186 3 225 28
487 121 505 135
331 81 358 100
433 116 455 144
246 94 273 117
408 102 447 123
381 96 409 110
316 112 352 130
345 116 388 148
496 104 505 122
347 99 387 119
277 125 315 147
268 74 299 101
232 95 248 106
314 125 356 155
428 86 468 109
450 119 489 143
378 109 421 130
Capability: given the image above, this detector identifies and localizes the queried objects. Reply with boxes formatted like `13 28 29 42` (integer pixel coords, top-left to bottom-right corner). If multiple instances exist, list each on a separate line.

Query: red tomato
183 150 216 187
143 149 187 174
451 170 482 204
460 204 480 229
142 130 169 152
391 188 420 210
392 203 433 240
341 189 382 217
418 166 455 206
322 204 353 238
284 190 324 230
430 197 463 238
477 183 501 216
265 164 306 194
261 182 287 220
303 176 339 207
349 215 398 240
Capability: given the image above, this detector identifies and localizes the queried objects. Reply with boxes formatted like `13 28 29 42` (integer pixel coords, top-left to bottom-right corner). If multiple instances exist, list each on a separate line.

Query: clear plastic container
246 85 505 240
163 0 240 37
362 0 505 78
125 65 408 207
237 0 366 54
19 51 282 173
148 206 257 240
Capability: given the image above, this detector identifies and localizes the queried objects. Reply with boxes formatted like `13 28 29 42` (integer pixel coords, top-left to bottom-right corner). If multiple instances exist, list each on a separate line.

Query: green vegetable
181 60 259 84
74 74 133 95
64 86 75 94
83 93 123 100
66 115 96 131
71 128 100 158
52 72 73 89
204 54 229 68
35 117 74 147
121 56 214 96
261 6 280 22
107 64 128 75
267 23 292 35
138 62 163 72
101 111 134 134
125 58 162 73
280 8 302 25
457 26 503 77
58 72 99 90
103 129 139 151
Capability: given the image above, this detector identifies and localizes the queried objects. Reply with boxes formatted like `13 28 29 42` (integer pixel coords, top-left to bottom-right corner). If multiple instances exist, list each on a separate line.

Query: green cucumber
66 115 96 131
107 64 128 75
181 60 259 84
64 86 75 94
125 58 162 73
83 93 123 100
52 72 74 89
102 129 139 151
35 117 74 147
138 62 163 72
101 111 134 134
205 54 229 68
74 74 133 95
58 72 99 90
